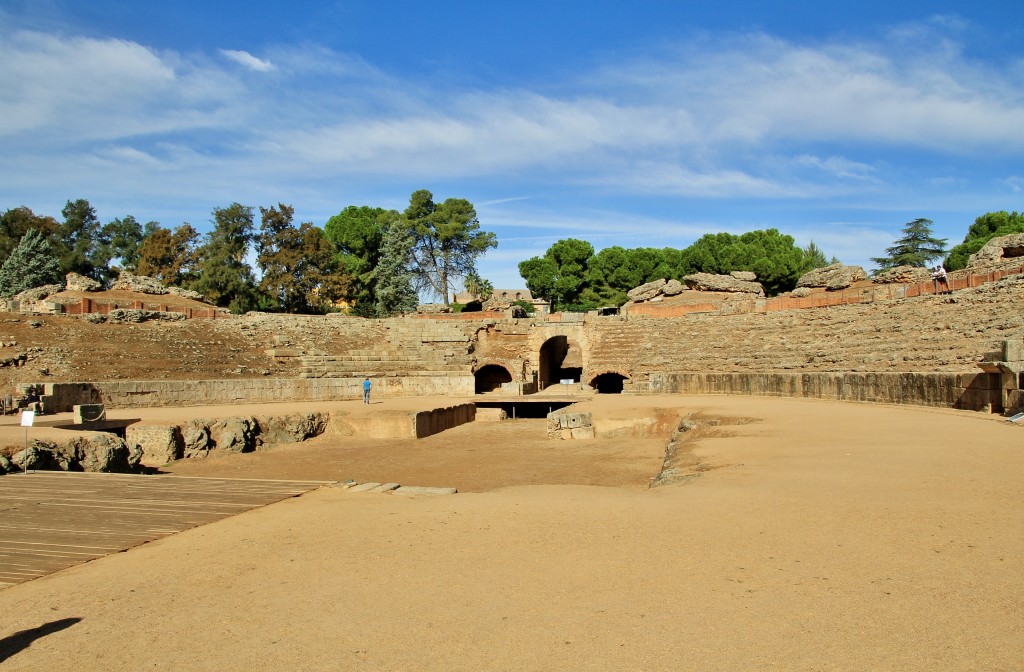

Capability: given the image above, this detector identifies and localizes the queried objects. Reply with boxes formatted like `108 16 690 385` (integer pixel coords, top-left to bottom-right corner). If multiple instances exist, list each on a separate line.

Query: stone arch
589 370 629 394
538 335 584 390
474 364 513 394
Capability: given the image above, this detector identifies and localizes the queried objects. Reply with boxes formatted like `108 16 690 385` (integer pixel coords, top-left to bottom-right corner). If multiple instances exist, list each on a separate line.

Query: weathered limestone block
730 271 757 282
570 426 595 439
15 284 64 304
167 286 206 302
111 272 169 295
209 416 258 453
475 407 508 421
65 272 101 292
873 265 931 285
546 411 593 438
69 434 143 473
967 233 1024 268
12 444 66 471
663 279 684 296
683 273 765 295
627 279 667 303
790 287 813 298
106 309 186 324
182 420 213 458
126 425 183 465
796 263 868 290
255 412 329 446
12 435 142 473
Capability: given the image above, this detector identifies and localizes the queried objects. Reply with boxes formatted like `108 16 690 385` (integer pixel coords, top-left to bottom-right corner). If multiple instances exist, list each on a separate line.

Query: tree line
0 195 1018 315
519 212 1021 311
0 190 497 316
519 230 834 311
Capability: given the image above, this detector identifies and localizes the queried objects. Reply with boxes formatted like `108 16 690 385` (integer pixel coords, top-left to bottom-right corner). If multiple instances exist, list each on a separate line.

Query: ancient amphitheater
0 261 1022 671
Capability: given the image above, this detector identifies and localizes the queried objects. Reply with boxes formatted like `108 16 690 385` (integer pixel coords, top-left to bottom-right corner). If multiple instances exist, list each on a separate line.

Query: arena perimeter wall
41 376 476 411
39 370 1014 414
646 371 1014 412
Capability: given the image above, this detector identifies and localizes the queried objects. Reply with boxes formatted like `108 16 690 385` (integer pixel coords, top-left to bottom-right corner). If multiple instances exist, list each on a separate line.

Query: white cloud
793 155 876 181
0 29 241 143
1 17 1022 246
1001 176 1024 193
220 49 274 72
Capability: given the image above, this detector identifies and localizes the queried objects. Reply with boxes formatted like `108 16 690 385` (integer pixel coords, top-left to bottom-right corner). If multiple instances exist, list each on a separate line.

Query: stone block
126 425 183 466
73 404 106 424
475 407 508 421
392 486 457 496
570 426 595 439
348 482 381 493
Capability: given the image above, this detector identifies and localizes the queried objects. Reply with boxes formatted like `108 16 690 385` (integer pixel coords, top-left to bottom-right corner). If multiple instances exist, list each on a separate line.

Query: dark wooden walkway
0 472 330 588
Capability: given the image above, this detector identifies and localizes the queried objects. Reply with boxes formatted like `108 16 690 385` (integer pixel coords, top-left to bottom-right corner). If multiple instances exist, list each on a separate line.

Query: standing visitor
931 266 950 294
363 377 372 404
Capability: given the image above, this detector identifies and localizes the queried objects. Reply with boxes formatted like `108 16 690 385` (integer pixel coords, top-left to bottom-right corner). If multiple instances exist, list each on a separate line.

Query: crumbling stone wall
44 375 474 411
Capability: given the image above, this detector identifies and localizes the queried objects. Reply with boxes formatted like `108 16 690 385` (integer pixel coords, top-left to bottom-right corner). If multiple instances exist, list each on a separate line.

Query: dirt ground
1 394 1022 671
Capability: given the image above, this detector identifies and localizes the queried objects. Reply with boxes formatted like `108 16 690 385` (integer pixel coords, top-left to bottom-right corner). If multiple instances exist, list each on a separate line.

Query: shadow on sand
0 617 82 663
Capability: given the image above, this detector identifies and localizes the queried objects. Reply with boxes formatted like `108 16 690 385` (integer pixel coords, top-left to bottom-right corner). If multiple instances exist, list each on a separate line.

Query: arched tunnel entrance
474 364 513 394
539 336 583 390
590 372 628 394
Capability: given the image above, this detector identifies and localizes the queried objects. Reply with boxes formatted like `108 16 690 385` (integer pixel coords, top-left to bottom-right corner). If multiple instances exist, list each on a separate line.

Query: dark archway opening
590 372 627 394
475 364 513 394
538 336 583 390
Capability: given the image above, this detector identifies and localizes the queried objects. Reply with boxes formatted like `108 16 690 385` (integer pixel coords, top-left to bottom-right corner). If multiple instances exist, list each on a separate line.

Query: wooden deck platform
0 472 331 588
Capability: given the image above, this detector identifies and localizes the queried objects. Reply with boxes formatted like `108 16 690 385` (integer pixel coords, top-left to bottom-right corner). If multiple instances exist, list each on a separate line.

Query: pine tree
871 219 947 271
192 203 258 314
0 228 64 297
374 223 418 317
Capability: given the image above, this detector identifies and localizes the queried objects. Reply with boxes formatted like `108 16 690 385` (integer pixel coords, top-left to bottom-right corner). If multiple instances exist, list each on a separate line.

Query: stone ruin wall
31 273 1024 414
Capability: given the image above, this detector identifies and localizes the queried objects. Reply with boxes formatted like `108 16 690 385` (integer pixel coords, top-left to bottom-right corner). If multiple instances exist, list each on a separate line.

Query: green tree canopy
463 270 493 300
323 205 398 311
54 198 103 280
944 211 1024 270
870 218 947 271
800 240 832 272
0 206 59 263
679 229 806 295
582 247 685 307
192 203 258 314
403 189 497 305
521 229 820 309
519 238 594 311
257 203 349 314
136 224 201 286
0 228 63 297
373 219 419 317
93 215 152 279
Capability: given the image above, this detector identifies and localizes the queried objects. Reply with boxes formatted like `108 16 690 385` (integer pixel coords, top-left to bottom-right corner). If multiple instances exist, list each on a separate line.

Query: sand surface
1 395 1022 670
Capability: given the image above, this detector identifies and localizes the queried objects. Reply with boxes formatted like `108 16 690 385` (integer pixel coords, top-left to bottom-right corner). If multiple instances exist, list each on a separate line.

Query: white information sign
20 410 35 427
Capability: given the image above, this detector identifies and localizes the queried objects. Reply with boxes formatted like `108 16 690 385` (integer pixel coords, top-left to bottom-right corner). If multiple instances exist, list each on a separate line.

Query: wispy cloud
220 49 274 72
1 17 1021 275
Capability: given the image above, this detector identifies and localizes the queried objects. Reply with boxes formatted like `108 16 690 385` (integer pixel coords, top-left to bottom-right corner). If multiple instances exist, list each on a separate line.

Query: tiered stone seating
297 317 482 378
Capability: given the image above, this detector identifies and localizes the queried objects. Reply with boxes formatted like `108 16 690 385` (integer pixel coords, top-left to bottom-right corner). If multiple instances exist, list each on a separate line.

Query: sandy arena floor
1 394 1022 671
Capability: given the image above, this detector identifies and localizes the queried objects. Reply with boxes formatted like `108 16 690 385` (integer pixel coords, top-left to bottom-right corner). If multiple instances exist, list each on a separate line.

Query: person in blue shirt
362 377 372 404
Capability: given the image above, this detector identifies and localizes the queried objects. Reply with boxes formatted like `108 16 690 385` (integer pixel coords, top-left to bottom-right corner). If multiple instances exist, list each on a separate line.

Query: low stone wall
126 411 330 467
647 371 1004 412
41 376 476 412
337 403 475 439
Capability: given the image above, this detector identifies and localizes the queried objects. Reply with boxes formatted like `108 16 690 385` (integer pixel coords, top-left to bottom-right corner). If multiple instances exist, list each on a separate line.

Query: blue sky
2 1 1022 292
